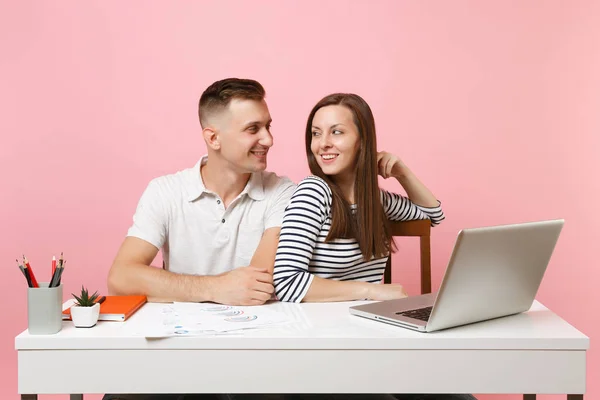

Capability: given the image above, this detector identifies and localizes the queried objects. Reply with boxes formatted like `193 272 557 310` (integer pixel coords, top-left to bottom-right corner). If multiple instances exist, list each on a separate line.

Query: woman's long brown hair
305 93 394 260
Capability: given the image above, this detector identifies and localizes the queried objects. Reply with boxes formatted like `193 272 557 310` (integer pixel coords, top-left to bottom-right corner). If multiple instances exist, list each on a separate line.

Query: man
103 78 295 400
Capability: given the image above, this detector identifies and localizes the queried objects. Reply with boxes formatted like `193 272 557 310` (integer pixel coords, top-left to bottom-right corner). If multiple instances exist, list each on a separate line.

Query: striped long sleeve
274 176 445 303
381 191 445 226
273 177 329 302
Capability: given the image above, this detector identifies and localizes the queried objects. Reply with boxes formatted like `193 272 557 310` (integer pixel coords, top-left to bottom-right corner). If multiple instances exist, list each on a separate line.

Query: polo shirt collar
185 156 209 202
185 155 265 202
243 171 265 201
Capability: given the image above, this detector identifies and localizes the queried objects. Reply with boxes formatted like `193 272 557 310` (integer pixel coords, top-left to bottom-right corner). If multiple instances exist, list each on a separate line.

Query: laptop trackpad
359 293 436 317
389 292 436 313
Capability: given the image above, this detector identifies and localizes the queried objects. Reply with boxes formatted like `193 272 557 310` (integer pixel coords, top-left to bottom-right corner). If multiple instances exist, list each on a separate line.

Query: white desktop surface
16 300 589 396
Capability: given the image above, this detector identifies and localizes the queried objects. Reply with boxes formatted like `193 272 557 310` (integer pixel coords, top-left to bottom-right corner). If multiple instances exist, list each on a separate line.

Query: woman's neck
331 172 356 204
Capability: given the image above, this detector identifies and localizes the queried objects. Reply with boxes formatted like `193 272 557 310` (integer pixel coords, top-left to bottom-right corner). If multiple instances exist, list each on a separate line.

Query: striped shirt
273 176 445 303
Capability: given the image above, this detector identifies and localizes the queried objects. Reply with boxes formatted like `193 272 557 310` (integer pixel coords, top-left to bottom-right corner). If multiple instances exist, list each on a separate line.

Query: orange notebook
62 295 147 321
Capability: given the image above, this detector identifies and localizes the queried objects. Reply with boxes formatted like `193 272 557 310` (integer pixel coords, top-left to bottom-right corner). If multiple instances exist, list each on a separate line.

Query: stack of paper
143 302 293 337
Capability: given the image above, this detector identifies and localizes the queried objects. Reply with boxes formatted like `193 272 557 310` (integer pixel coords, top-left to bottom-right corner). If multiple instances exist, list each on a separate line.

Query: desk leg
21 396 37 400
70 395 83 400
524 396 536 400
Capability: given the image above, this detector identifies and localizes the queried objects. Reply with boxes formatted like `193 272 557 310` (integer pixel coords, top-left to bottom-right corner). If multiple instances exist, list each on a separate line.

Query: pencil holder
27 282 63 335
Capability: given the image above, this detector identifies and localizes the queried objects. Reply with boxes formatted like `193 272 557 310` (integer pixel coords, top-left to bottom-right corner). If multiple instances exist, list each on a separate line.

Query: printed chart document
141 302 293 337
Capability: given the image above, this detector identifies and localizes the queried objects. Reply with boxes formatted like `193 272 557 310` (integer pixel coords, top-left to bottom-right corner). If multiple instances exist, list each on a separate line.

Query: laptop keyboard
396 306 433 322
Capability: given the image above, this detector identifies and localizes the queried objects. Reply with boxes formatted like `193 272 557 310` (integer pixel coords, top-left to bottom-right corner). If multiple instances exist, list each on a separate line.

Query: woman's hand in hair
377 151 410 179
377 151 440 208
366 283 408 301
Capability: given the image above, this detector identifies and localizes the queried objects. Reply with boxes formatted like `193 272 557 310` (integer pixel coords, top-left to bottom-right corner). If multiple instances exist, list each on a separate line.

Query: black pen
97 296 106 304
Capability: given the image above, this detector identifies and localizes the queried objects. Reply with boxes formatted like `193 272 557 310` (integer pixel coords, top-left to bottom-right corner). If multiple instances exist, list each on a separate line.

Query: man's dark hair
198 78 266 128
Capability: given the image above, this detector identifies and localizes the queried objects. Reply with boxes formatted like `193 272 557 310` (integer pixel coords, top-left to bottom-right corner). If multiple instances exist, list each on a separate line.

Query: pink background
1 1 598 399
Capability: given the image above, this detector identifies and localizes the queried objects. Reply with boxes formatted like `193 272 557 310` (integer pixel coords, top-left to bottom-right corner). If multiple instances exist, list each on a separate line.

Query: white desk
16 300 589 399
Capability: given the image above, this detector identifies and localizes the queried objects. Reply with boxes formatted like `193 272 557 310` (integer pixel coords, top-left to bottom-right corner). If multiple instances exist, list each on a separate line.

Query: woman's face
310 105 360 180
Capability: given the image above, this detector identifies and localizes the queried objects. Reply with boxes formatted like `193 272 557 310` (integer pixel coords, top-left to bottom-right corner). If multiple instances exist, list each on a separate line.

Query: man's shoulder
143 164 196 197
259 170 296 193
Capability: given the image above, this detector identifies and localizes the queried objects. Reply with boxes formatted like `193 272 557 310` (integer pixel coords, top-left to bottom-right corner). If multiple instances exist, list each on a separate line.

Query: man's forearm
107 262 218 303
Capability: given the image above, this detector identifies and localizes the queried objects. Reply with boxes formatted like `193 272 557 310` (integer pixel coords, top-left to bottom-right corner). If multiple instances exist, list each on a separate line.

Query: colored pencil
22 256 38 288
18 259 33 288
56 260 66 286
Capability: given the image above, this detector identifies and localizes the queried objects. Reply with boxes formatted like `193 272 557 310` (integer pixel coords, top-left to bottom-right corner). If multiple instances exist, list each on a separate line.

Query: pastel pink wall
1 1 598 399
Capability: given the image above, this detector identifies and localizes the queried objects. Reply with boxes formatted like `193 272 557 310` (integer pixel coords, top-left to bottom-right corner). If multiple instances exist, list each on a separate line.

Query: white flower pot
71 303 100 328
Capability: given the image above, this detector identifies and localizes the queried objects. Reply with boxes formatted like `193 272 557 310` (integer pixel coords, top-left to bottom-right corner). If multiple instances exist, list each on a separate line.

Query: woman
274 93 444 303
272 92 472 400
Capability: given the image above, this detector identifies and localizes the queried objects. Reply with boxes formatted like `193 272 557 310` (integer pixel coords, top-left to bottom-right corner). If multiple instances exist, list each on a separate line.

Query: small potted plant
70 286 101 328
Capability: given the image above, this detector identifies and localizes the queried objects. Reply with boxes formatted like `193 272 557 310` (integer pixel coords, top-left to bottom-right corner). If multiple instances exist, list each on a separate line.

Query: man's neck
201 159 251 208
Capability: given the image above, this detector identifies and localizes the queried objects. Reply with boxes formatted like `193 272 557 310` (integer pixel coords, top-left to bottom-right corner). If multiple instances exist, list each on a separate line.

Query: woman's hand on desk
366 283 408 301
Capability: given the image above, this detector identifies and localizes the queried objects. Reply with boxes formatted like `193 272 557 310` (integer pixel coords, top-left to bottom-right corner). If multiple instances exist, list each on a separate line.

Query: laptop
349 219 564 332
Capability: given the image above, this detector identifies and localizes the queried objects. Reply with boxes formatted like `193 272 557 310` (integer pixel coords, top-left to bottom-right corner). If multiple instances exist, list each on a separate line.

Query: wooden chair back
384 219 432 294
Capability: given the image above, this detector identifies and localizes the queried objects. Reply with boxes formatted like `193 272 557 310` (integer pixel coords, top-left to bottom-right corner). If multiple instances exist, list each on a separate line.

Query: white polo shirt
126 155 296 276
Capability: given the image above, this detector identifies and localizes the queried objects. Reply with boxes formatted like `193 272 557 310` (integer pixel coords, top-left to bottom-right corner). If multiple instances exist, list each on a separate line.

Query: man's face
214 98 273 173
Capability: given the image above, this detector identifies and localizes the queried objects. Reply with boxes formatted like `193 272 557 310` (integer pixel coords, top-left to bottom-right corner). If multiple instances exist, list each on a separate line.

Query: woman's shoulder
291 176 333 211
297 175 333 195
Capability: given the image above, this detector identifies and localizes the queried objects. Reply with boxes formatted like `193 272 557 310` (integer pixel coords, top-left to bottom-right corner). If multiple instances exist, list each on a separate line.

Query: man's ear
203 127 220 150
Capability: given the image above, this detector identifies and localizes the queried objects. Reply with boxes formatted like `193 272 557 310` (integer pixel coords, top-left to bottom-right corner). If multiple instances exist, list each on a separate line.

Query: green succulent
72 285 100 307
